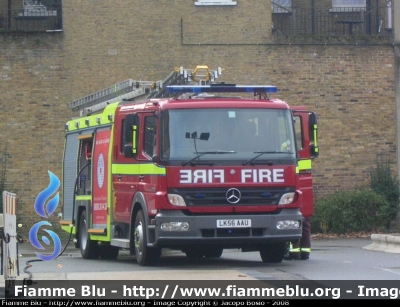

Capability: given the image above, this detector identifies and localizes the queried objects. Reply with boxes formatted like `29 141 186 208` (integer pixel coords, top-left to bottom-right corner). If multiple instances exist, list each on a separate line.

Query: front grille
169 187 295 207
201 228 264 238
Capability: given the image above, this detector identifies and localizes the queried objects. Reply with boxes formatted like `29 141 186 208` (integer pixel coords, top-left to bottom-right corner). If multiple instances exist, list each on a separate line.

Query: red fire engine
60 66 319 266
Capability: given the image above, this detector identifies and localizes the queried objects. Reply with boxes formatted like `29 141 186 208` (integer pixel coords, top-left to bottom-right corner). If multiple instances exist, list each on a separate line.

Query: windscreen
161 108 295 161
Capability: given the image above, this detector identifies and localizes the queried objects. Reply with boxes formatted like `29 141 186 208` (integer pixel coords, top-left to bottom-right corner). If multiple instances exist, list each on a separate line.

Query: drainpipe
387 0 392 30
394 0 400 216
7 0 11 30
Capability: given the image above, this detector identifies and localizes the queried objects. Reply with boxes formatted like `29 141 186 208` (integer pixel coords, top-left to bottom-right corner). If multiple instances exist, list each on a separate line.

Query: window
15 0 63 32
272 0 292 14
293 116 303 151
21 0 57 17
332 0 365 8
195 0 237 6
77 138 93 195
331 0 366 11
162 109 294 161
144 116 157 158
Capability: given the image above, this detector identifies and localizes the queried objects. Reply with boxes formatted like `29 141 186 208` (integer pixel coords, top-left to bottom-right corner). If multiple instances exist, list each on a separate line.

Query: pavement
0 233 400 287
0 235 399 299
11 233 400 257
363 233 400 253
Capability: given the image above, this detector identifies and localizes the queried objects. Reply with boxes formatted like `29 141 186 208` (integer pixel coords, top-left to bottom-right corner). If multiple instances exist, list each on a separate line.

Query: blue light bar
166 85 278 94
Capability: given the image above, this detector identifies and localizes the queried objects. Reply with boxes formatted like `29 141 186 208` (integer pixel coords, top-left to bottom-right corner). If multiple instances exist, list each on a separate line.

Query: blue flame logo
29 171 62 261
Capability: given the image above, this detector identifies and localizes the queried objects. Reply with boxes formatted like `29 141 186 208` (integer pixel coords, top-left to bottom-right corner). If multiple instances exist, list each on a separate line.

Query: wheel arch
129 192 150 253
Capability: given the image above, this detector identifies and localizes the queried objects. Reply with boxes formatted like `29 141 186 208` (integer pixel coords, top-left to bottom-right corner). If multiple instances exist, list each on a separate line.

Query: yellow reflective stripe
112 164 139 173
112 163 166 175
140 164 166 174
66 103 118 131
290 248 301 253
75 195 92 201
298 159 311 170
301 248 311 253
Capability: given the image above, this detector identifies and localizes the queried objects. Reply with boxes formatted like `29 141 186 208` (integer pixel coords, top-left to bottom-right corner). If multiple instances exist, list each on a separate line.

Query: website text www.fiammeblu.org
5 284 400 300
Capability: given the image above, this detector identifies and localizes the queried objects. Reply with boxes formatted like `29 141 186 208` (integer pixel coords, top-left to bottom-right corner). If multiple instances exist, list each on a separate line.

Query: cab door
292 107 319 217
137 112 159 216
112 113 140 223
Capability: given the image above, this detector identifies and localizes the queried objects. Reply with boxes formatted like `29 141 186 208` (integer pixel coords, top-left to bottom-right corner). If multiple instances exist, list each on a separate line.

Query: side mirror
124 144 134 158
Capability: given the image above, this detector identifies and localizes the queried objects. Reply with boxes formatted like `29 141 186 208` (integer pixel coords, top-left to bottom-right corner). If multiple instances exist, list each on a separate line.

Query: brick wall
0 0 396 234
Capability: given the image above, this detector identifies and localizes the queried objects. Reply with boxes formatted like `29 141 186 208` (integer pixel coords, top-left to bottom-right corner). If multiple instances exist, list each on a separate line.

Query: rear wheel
133 210 160 266
259 242 286 263
79 210 99 259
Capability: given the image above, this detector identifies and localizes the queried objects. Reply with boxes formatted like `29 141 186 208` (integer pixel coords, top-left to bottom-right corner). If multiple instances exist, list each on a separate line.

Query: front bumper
153 209 302 248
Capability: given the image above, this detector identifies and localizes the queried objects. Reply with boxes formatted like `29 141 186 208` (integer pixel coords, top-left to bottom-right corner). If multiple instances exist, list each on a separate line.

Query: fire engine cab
60 66 319 266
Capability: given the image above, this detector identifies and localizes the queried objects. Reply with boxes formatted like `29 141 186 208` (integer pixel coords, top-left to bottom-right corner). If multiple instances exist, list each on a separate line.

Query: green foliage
369 154 400 229
311 189 393 234
312 153 400 234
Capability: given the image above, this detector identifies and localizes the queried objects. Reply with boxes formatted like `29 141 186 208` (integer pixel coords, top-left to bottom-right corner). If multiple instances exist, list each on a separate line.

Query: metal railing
272 1 393 38
0 0 62 32
0 0 393 37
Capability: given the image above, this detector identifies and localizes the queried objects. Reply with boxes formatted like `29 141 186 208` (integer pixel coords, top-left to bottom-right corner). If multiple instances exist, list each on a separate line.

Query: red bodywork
111 97 311 223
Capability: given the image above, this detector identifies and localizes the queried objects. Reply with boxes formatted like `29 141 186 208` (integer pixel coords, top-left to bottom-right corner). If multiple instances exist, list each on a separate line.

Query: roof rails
67 65 224 116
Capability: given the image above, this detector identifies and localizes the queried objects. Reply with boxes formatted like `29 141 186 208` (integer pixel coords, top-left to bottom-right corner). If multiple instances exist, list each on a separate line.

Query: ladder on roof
67 65 224 116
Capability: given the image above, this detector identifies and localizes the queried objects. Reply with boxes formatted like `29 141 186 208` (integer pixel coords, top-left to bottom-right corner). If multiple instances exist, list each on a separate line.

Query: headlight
276 220 301 230
278 192 295 205
161 222 190 231
167 194 187 207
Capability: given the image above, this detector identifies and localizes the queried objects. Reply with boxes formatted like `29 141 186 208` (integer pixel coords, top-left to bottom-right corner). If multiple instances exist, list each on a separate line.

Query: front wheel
184 247 204 259
133 210 160 266
204 247 223 258
259 242 286 263
79 210 99 259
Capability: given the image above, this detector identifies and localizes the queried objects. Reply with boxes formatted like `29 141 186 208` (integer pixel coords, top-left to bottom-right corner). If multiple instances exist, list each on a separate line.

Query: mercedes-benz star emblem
226 188 241 204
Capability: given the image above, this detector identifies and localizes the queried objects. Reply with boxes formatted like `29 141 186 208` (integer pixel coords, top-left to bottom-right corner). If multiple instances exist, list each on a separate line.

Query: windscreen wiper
182 151 236 166
242 151 289 166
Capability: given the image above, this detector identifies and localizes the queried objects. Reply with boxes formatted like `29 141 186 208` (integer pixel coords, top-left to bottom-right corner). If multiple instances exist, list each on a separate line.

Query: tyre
203 247 223 258
185 247 204 259
99 245 120 260
79 210 99 259
133 210 160 266
259 242 286 263
300 251 310 260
